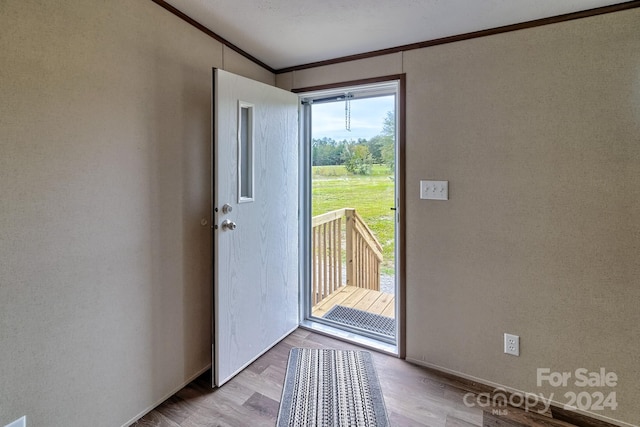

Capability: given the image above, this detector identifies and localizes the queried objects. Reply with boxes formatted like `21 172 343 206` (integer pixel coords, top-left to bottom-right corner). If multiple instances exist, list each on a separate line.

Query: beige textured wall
283 9 640 426
0 1 272 426
277 53 403 90
223 46 275 86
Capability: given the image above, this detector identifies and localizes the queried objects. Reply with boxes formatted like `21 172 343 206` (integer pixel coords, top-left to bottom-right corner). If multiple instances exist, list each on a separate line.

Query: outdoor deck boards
311 285 395 318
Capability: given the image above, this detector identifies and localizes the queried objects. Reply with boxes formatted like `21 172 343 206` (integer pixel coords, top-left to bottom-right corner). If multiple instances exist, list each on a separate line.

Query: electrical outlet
4 416 26 427
504 333 520 356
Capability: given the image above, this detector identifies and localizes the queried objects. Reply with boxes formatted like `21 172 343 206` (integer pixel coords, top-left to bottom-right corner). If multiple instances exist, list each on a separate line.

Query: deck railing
311 208 383 305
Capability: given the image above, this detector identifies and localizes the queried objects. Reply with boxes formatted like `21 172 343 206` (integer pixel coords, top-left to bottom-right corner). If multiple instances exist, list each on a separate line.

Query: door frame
293 74 406 358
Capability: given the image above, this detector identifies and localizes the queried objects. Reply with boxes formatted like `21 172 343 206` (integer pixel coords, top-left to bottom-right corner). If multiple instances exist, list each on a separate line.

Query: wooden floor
132 328 482 427
132 328 579 427
312 285 395 318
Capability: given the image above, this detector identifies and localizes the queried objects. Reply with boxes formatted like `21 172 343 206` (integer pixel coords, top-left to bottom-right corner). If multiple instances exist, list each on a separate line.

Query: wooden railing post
345 208 355 287
311 207 383 308
312 226 317 305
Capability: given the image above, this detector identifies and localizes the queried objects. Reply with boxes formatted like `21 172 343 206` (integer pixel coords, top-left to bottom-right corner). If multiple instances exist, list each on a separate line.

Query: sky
311 95 395 141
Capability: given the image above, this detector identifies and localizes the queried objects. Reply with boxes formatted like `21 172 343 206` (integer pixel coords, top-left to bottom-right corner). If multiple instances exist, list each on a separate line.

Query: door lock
221 219 237 231
222 204 233 214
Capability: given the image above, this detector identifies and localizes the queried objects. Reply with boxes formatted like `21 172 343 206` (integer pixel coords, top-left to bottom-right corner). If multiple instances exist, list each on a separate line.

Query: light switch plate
4 416 26 427
420 180 448 200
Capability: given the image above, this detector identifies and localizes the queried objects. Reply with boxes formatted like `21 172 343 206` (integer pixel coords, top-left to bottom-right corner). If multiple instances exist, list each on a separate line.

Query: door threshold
299 319 398 357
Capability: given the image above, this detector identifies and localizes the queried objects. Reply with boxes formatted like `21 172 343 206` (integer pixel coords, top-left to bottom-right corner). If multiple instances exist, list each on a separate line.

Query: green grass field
312 164 395 273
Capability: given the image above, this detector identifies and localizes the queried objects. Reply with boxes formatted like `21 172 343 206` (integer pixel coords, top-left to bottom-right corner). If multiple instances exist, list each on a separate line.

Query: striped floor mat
277 348 389 427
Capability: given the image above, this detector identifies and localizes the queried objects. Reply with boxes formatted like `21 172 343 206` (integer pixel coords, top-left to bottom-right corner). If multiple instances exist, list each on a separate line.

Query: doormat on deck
323 305 395 338
277 348 389 427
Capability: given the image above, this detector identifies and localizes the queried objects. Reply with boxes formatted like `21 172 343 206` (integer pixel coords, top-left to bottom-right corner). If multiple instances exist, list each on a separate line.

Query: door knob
221 219 237 231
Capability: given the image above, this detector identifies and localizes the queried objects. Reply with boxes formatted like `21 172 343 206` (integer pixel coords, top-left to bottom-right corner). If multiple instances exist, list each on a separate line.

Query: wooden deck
312 285 395 318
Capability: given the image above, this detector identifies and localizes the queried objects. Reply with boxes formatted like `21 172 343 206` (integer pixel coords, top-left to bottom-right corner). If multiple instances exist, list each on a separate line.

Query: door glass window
238 102 254 202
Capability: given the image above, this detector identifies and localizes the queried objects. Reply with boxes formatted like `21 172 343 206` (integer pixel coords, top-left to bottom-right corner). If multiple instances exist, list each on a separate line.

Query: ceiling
164 0 628 70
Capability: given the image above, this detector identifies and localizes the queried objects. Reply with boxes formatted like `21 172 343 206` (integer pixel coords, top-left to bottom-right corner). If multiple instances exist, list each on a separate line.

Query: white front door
212 69 299 386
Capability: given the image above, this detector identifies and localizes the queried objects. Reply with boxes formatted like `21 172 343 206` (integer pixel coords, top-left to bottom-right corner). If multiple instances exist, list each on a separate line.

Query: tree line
312 111 395 175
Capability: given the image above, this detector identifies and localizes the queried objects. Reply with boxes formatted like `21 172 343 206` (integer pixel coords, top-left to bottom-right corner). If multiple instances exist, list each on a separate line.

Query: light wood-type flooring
132 328 578 427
